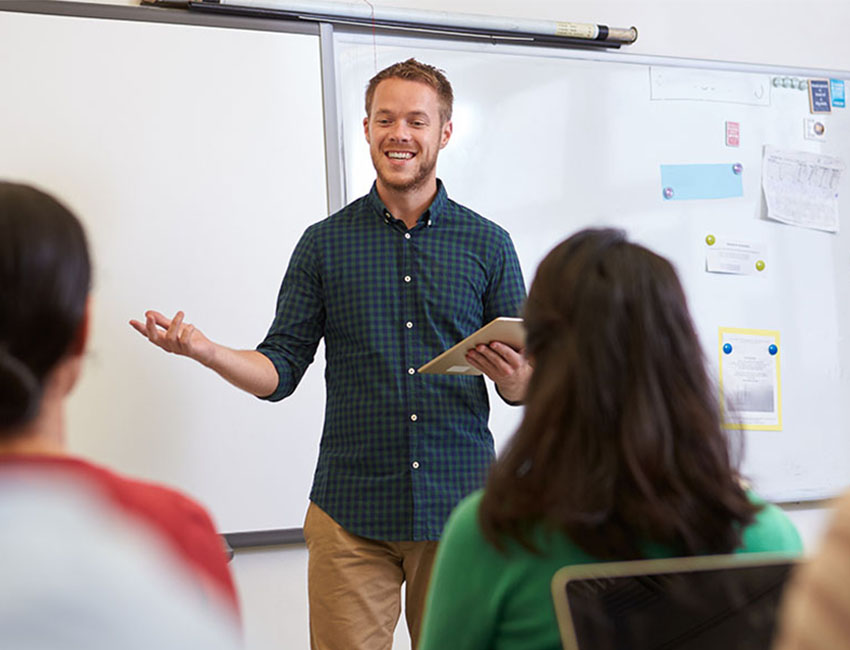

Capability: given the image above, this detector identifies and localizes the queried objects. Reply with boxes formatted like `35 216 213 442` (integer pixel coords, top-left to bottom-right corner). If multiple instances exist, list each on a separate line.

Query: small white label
804 117 827 141
446 365 471 373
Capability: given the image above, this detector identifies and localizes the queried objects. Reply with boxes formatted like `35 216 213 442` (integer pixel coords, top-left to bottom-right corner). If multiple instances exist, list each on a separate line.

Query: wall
52 0 850 648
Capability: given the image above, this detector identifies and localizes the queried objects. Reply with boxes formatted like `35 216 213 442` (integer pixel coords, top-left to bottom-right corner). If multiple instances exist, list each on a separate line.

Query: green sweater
419 490 802 650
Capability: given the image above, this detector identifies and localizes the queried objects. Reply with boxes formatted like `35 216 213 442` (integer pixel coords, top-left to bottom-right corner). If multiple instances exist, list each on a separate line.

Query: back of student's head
480 228 757 558
0 182 90 431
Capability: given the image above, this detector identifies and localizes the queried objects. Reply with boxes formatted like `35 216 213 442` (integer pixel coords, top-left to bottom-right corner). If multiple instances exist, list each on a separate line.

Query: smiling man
131 59 529 650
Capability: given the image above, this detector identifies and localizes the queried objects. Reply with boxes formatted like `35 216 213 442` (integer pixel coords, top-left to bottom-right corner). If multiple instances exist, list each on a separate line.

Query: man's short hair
364 58 453 123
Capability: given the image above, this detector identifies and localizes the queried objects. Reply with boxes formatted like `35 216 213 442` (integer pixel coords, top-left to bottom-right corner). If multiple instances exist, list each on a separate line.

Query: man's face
363 78 452 195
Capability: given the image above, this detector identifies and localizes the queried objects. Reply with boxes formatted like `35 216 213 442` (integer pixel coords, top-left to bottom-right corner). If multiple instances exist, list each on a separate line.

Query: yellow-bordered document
718 327 782 430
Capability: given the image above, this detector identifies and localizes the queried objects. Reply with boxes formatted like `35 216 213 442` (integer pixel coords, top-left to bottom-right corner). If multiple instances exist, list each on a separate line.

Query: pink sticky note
726 121 740 147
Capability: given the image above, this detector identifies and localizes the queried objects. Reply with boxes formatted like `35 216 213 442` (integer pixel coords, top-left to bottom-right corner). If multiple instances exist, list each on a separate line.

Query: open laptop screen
552 554 798 650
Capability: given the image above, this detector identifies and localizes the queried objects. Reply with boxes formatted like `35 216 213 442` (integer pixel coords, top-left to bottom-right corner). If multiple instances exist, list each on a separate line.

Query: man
131 59 530 649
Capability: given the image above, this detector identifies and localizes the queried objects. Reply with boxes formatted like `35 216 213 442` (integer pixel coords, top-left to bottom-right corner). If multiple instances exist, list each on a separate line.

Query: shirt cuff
495 384 523 407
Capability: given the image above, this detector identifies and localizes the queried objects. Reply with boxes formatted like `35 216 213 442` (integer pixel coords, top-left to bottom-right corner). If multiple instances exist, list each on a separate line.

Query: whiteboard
335 32 850 502
0 9 329 532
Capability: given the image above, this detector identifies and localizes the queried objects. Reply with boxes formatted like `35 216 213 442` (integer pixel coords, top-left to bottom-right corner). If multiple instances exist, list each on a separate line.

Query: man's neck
376 178 438 230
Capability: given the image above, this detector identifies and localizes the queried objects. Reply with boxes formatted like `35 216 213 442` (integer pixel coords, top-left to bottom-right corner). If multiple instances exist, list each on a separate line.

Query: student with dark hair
418 228 802 650
0 182 239 619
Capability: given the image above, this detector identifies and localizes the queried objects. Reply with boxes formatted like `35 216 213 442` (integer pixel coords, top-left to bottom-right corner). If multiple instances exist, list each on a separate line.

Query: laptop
551 553 799 650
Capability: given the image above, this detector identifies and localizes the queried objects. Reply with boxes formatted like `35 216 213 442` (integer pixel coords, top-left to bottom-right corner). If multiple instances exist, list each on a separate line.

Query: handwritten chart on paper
762 146 845 232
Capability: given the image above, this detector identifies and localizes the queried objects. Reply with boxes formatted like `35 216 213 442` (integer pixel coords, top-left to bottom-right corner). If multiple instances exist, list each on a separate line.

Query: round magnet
723 343 733 355
782 77 792 88
772 77 781 87
755 259 766 271
663 187 674 200
705 234 716 246
732 163 743 175
768 344 778 356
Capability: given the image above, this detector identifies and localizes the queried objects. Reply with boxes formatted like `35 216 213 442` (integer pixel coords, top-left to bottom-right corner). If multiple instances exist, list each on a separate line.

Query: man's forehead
373 78 438 100
371 80 441 113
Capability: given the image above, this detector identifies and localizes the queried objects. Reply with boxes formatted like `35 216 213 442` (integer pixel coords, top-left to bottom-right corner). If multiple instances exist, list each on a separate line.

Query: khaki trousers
303 502 439 650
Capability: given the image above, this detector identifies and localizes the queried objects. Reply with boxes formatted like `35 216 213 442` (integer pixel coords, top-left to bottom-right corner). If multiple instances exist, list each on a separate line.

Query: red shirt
0 455 239 614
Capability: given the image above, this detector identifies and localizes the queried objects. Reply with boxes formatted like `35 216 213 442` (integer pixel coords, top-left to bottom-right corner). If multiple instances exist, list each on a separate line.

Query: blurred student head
0 181 91 435
480 228 757 558
0 182 242 645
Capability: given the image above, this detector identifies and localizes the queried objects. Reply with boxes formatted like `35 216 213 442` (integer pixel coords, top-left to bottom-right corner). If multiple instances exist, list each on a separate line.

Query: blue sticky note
660 164 744 201
831 79 845 108
809 79 831 112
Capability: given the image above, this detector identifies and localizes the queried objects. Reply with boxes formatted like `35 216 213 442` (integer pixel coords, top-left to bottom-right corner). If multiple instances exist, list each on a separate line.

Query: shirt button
404 233 411 240
406 321 413 329
410 414 418 422
412 461 420 469
408 367 416 375
403 275 411 283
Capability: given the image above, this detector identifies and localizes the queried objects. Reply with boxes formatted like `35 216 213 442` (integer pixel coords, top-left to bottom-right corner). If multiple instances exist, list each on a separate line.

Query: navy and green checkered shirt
257 181 526 541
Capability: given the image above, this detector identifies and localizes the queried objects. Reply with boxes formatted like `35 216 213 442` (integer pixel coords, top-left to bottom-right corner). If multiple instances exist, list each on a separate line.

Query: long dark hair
479 228 758 559
0 182 91 431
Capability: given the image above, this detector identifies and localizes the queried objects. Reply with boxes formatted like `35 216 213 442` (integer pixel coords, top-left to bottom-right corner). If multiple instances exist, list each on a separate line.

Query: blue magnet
663 187 674 200
723 343 733 354
732 163 743 175
768 344 778 355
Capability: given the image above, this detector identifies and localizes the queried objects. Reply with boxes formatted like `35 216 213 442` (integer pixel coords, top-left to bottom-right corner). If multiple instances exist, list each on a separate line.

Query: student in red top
0 181 238 617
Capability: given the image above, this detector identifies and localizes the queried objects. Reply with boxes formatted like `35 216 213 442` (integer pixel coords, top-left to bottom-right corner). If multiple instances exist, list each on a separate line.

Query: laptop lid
551 553 798 650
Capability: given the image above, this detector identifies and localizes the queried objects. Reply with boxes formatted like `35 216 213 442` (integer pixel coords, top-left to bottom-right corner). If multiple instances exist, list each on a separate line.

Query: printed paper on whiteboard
719 327 782 431
705 237 765 276
762 146 844 232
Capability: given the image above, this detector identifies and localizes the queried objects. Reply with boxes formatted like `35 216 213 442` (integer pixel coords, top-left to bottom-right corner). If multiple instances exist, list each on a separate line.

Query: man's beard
374 152 437 194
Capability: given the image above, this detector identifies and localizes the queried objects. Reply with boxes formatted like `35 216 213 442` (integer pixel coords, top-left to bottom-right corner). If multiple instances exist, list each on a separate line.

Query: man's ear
69 297 91 358
440 120 453 149
363 116 371 144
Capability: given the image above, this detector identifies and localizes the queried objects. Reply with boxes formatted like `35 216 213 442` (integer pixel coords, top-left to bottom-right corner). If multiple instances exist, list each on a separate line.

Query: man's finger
145 313 162 344
487 341 523 367
146 310 172 329
474 344 512 373
166 311 185 342
179 324 195 347
129 320 147 336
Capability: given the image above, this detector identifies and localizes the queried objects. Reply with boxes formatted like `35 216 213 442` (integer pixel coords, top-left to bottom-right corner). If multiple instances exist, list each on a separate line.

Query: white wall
59 0 850 648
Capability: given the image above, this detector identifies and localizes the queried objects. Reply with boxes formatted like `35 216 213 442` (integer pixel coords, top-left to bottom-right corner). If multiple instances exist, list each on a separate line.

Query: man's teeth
387 152 413 159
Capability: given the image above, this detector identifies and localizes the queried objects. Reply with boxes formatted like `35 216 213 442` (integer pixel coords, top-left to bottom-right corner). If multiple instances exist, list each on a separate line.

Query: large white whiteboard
335 32 850 502
2 7 848 540
0 9 329 533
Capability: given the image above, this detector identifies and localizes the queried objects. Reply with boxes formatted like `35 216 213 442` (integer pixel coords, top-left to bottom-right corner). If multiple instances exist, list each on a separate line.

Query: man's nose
388 121 411 141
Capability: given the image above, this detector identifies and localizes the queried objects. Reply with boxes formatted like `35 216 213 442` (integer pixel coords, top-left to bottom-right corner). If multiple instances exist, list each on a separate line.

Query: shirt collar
367 179 448 228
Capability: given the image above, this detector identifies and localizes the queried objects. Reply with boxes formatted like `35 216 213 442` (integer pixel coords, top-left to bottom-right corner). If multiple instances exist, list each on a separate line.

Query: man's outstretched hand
130 310 216 367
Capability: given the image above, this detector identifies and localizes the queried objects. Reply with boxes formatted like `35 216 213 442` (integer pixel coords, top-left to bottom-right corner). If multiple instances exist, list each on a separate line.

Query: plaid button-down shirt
257 181 526 540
